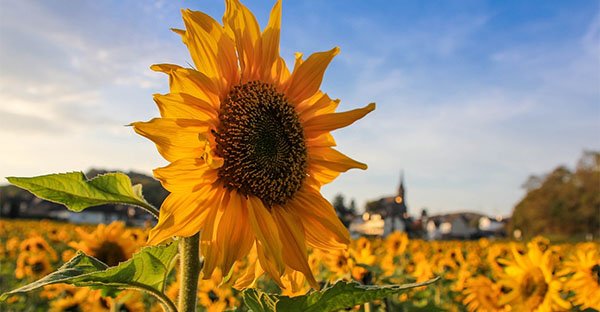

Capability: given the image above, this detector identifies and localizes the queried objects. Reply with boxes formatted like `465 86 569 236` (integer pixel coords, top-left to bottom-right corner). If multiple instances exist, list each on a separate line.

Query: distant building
355 172 411 237
426 212 508 240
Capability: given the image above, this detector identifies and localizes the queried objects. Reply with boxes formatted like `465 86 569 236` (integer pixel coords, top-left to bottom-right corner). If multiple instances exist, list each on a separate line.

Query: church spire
398 170 405 198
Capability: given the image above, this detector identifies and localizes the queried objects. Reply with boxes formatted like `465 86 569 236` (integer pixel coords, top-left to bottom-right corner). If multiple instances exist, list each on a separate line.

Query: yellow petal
271 56 291 87
216 191 255 275
150 64 220 109
256 241 284 287
304 103 375 138
153 158 218 193
260 0 282 84
224 0 262 82
284 47 339 105
297 92 339 121
181 9 239 96
306 132 337 147
247 196 285 275
271 207 318 289
307 163 341 186
233 245 264 289
201 191 226 277
309 146 367 174
154 93 218 122
131 118 211 162
147 187 216 245
290 187 350 249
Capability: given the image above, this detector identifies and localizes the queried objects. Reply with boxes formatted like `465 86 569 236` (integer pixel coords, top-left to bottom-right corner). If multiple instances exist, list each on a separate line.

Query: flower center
592 264 600 285
521 268 548 304
31 261 46 274
214 81 307 207
94 241 127 267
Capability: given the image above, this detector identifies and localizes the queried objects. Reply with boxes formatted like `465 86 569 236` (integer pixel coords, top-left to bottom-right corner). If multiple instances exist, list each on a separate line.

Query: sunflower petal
224 0 262 82
147 187 216 245
271 207 318 289
153 158 218 193
256 241 283 287
292 187 350 248
154 93 218 122
285 47 339 105
247 196 285 275
150 64 220 109
297 92 339 121
309 147 367 172
216 191 255 275
306 132 337 147
307 163 341 186
233 245 264 289
304 102 375 138
181 9 239 96
261 0 282 83
131 118 211 162
201 192 226 277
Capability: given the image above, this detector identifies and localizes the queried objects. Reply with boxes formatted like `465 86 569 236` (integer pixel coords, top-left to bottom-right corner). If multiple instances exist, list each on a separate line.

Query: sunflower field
1 219 598 312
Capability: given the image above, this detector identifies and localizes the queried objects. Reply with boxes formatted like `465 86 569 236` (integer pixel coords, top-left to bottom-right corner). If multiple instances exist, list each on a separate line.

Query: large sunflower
69 221 140 266
559 244 600 310
133 0 374 287
497 243 571 312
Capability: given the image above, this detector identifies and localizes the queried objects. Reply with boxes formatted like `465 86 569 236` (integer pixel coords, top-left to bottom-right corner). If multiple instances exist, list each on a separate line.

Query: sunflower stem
178 233 200 312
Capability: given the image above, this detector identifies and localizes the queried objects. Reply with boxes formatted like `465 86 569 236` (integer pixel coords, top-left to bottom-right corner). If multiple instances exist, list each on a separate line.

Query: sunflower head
560 246 600 310
69 221 140 267
15 253 52 279
498 243 571 311
133 0 374 288
214 81 307 207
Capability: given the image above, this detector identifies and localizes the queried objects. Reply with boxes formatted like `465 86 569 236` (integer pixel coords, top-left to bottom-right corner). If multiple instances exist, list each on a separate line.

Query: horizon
1 1 599 216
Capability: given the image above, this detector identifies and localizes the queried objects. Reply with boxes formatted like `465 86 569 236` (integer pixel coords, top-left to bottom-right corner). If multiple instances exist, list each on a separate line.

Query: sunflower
69 221 140 266
15 253 53 279
385 231 408 256
197 269 238 312
498 243 571 312
19 235 57 261
462 276 508 312
48 288 101 312
410 252 435 283
111 291 147 312
559 245 600 310
132 0 374 287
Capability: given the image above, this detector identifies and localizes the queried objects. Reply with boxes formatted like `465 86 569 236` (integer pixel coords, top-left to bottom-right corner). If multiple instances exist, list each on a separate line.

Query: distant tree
332 194 355 227
349 199 357 215
509 151 600 240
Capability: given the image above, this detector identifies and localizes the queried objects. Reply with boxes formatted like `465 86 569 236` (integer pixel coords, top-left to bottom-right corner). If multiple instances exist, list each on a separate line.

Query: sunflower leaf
6 171 159 218
0 243 178 309
242 277 440 312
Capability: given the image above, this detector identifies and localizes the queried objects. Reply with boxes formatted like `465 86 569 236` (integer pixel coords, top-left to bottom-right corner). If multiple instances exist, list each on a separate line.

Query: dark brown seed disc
213 81 307 207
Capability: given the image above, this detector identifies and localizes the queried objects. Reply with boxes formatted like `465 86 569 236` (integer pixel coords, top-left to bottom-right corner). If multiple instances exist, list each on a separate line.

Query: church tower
384 170 409 235
397 171 405 203
395 171 406 209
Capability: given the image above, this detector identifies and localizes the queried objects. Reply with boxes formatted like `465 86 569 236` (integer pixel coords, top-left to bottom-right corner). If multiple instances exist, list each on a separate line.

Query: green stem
134 203 160 219
178 233 200 312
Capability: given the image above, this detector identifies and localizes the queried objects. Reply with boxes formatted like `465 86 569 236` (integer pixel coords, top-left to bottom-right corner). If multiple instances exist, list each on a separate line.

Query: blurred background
1 0 599 241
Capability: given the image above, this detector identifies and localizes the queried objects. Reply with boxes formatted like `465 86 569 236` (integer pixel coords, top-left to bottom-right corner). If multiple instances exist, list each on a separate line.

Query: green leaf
0 243 178 311
6 172 159 218
242 277 440 312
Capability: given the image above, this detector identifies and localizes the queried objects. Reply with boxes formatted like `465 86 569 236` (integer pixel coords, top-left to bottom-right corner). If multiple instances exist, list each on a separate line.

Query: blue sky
1 1 598 216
